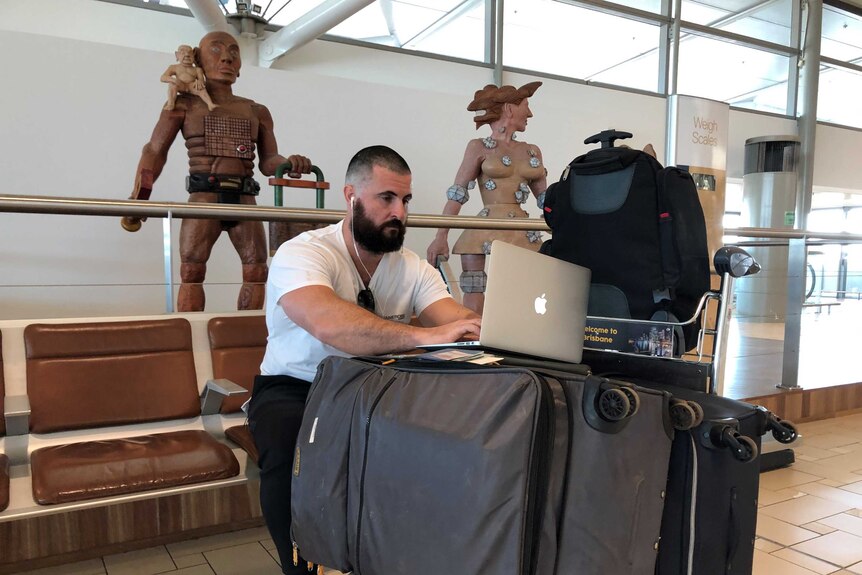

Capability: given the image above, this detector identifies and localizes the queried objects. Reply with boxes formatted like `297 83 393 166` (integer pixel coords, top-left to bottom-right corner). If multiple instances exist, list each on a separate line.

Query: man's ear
344 184 355 205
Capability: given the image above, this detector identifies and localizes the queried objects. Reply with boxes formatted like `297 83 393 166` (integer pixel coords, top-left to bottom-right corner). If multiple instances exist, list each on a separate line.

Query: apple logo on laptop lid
534 293 547 315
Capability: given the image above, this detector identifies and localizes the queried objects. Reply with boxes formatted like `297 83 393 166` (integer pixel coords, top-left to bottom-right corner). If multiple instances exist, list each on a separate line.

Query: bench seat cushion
225 424 259 464
0 454 8 512
30 430 239 505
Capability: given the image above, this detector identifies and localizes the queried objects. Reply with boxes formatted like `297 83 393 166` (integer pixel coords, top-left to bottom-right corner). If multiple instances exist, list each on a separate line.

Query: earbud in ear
350 197 355 208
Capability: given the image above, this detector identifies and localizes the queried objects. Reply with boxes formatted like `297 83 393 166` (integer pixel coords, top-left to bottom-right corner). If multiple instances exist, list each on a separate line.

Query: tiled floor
755 412 862 575
17 413 862 575
14 525 344 575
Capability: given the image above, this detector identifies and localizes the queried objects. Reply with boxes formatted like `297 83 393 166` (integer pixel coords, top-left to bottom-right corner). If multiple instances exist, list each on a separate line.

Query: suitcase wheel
689 401 704 428
669 399 698 431
711 424 759 463
726 432 759 463
770 419 799 444
619 386 640 417
598 388 631 422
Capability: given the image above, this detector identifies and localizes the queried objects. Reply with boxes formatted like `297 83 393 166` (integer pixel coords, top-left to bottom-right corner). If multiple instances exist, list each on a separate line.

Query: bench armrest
200 379 249 416
4 394 31 436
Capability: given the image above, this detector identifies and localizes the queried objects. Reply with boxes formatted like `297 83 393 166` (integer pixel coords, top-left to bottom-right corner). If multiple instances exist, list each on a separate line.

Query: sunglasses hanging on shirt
357 288 376 312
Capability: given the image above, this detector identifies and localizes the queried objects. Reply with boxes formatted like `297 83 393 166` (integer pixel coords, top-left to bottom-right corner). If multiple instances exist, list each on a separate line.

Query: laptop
421 240 591 363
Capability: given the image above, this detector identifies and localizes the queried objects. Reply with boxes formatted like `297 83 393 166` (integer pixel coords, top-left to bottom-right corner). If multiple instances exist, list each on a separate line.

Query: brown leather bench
24 319 240 505
1 330 9 512
207 315 266 464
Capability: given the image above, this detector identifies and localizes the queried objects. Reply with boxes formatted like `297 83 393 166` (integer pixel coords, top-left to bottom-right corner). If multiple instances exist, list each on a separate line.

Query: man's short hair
345 145 411 187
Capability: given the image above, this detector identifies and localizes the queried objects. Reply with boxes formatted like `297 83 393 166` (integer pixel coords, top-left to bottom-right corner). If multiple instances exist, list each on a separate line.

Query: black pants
248 374 314 575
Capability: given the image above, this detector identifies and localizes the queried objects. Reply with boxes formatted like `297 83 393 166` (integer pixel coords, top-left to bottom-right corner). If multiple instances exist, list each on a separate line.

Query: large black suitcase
595 375 792 575
648 385 766 575
290 356 674 575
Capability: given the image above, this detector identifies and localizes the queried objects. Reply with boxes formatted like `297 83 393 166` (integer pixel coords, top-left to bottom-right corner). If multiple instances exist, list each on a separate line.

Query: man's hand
418 318 481 346
286 154 312 178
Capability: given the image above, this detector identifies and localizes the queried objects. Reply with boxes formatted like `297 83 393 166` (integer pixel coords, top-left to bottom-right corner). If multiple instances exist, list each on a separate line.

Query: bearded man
247 145 480 574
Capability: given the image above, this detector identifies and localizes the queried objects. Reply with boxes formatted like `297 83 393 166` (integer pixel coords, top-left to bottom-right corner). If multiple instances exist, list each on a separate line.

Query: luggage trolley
538 132 802 574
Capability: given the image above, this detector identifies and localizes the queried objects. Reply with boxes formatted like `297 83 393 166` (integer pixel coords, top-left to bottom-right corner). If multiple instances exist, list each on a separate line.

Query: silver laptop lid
481 240 591 363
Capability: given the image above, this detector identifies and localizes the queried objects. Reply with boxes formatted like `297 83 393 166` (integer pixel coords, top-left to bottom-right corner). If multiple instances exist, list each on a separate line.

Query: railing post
779 237 806 389
163 211 174 314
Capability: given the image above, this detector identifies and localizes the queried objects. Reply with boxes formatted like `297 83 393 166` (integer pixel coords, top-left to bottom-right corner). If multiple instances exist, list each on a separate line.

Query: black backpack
540 130 710 352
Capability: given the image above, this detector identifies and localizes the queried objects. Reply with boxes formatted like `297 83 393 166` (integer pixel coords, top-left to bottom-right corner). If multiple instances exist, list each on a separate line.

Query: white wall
2 0 861 320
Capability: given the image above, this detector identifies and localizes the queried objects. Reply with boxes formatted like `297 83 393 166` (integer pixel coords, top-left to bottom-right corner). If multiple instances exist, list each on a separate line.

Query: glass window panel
682 0 792 46
726 179 744 211
812 191 848 209
327 0 487 62
504 0 662 93
607 0 663 13
326 3 392 39
723 213 743 229
817 64 862 129
822 5 862 62
681 1 730 26
807 208 845 232
399 3 487 61
844 244 862 295
677 33 790 114
846 207 862 233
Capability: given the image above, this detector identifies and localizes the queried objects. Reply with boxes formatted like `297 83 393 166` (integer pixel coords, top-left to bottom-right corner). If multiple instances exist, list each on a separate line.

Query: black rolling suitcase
646 384 765 575
584 360 796 575
645 384 796 575
289 356 674 575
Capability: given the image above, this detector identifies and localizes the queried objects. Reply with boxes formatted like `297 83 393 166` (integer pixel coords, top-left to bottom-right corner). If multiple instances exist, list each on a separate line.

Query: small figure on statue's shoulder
162 44 217 112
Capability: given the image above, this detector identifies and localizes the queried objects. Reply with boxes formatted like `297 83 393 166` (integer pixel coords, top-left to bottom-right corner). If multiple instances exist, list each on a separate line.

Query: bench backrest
207 316 266 414
0 330 5 437
25 319 200 433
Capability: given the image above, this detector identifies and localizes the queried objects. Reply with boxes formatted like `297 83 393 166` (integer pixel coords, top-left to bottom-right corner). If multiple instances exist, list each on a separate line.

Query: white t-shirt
260 221 452 381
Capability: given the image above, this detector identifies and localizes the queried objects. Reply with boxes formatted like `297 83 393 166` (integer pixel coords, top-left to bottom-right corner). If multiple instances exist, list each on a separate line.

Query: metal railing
0 194 549 231
4 194 862 391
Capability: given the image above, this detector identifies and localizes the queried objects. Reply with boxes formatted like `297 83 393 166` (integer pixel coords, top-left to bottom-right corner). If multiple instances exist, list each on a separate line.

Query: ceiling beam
401 0 481 48
186 0 231 33
259 0 375 67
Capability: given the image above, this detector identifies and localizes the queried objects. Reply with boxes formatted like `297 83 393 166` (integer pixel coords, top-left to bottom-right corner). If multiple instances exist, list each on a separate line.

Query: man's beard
352 199 406 253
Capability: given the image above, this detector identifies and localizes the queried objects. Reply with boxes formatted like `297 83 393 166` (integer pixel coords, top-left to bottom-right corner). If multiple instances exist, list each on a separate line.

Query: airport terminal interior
3 0 862 573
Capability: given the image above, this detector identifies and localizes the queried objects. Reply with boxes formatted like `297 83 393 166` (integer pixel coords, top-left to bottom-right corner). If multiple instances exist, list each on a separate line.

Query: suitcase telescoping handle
570 129 638 175
584 129 633 149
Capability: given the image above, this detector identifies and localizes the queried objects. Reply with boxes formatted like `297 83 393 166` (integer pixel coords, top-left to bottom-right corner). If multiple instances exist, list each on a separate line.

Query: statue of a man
122 31 312 312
